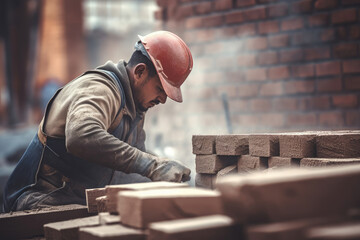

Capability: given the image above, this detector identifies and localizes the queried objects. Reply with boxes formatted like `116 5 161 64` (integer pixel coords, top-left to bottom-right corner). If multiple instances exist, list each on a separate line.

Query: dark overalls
3 70 149 212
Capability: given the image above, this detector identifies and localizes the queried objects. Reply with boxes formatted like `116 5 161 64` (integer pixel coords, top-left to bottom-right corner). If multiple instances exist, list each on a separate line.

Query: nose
158 92 167 104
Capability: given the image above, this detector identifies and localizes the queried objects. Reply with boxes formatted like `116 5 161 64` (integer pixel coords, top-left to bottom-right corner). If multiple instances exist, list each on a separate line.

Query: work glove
130 152 191 183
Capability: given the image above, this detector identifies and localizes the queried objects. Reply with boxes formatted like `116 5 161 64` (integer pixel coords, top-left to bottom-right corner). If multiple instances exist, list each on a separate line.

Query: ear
133 63 149 82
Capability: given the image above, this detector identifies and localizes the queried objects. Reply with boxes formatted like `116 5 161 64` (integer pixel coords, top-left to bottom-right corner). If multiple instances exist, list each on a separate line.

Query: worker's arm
64 75 190 182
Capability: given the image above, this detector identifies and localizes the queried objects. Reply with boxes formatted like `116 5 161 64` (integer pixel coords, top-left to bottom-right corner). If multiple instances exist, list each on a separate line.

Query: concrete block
306 222 360 240
44 215 99 240
301 158 360 167
279 133 316 158
268 157 300 168
192 135 216 154
105 182 189 213
249 134 279 157
96 196 108 213
316 132 360 158
0 204 92 239
195 173 216 189
216 135 249 156
98 212 121 225
79 224 145 240
86 188 106 213
196 154 238 174
118 188 224 228
216 165 360 224
148 215 243 240
237 155 267 173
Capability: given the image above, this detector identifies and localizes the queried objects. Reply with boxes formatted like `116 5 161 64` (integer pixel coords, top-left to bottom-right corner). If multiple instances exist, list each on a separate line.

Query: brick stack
194 130 360 189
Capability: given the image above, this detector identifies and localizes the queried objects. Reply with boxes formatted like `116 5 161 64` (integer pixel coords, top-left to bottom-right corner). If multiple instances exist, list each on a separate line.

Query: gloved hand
130 152 191 183
147 158 191 182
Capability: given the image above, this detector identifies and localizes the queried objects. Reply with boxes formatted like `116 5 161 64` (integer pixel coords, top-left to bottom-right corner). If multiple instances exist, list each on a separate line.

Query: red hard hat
138 31 193 103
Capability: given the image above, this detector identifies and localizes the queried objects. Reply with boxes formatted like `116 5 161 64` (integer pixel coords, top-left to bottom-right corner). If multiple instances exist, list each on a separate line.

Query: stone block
192 135 216 154
195 173 216 189
268 156 300 168
237 155 267 173
196 154 238 174
216 135 249 156
316 132 360 158
249 134 280 157
301 158 360 167
86 188 106 213
279 133 316 158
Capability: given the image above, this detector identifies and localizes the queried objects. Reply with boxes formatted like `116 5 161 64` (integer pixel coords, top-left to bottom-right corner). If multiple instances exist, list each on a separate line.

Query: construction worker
3 31 193 212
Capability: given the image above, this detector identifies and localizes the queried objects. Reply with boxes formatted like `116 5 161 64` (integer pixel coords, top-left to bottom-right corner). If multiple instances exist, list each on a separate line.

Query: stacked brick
194 130 360 189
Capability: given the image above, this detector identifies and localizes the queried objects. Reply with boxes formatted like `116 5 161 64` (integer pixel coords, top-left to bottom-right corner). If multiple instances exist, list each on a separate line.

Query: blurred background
0 0 360 204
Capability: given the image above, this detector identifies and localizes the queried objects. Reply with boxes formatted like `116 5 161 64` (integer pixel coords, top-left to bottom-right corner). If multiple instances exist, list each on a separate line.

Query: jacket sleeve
64 75 147 174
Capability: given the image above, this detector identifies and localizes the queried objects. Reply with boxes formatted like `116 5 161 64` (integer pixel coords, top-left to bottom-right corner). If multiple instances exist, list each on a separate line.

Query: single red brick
315 61 341 76
259 113 285 127
320 29 335 42
317 77 342 92
343 60 360 73
286 113 317 126
268 34 289 48
258 20 280 34
237 0 256 7
257 51 278 65
185 17 202 29
333 43 358 58
259 82 283 96
273 97 298 111
349 25 360 39
268 3 288 18
291 31 316 46
305 46 330 60
291 0 313 14
344 76 360 90
268 66 290 80
175 4 194 20
292 64 315 78
280 49 304 63
203 15 223 27
246 68 267 81
214 0 233 11
346 111 360 126
246 37 268 50
314 0 338 9
243 7 267 21
237 23 256 36
250 99 272 112
237 84 259 98
318 112 345 126
238 54 256 67
332 94 358 108
284 80 315 94
195 1 213 15
225 11 244 24
306 96 331 110
308 13 329 27
281 18 304 31
331 9 357 24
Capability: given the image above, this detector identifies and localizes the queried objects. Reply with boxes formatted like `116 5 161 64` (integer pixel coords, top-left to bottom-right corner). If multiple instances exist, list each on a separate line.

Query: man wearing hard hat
3 31 193 212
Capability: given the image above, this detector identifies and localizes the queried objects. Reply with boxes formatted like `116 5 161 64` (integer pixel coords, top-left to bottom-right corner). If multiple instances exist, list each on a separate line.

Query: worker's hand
148 158 191 183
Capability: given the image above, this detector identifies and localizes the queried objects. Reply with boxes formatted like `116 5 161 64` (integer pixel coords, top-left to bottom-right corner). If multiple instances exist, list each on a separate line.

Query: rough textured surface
216 135 249 156
192 135 216 155
105 182 189 213
268 157 300 168
96 196 108 213
301 158 360 167
99 213 121 225
306 222 360 240
249 134 280 157
79 224 145 240
237 155 268 173
148 215 243 240
118 188 224 228
44 215 99 240
316 132 360 158
0 204 92 239
217 165 360 224
86 188 106 213
196 154 238 174
195 173 216 189
279 133 316 158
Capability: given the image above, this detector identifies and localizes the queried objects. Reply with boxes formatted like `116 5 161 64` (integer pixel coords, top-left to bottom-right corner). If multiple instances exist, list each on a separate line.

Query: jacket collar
97 60 145 120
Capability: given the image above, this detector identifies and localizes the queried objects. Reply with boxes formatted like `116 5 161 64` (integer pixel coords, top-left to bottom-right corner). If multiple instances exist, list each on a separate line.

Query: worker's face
132 63 167 112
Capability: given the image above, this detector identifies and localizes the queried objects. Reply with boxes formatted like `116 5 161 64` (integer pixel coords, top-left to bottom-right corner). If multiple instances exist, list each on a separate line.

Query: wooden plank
0 204 92 239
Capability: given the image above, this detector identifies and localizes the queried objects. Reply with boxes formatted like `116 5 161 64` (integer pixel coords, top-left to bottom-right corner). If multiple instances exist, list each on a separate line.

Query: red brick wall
145 0 360 172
